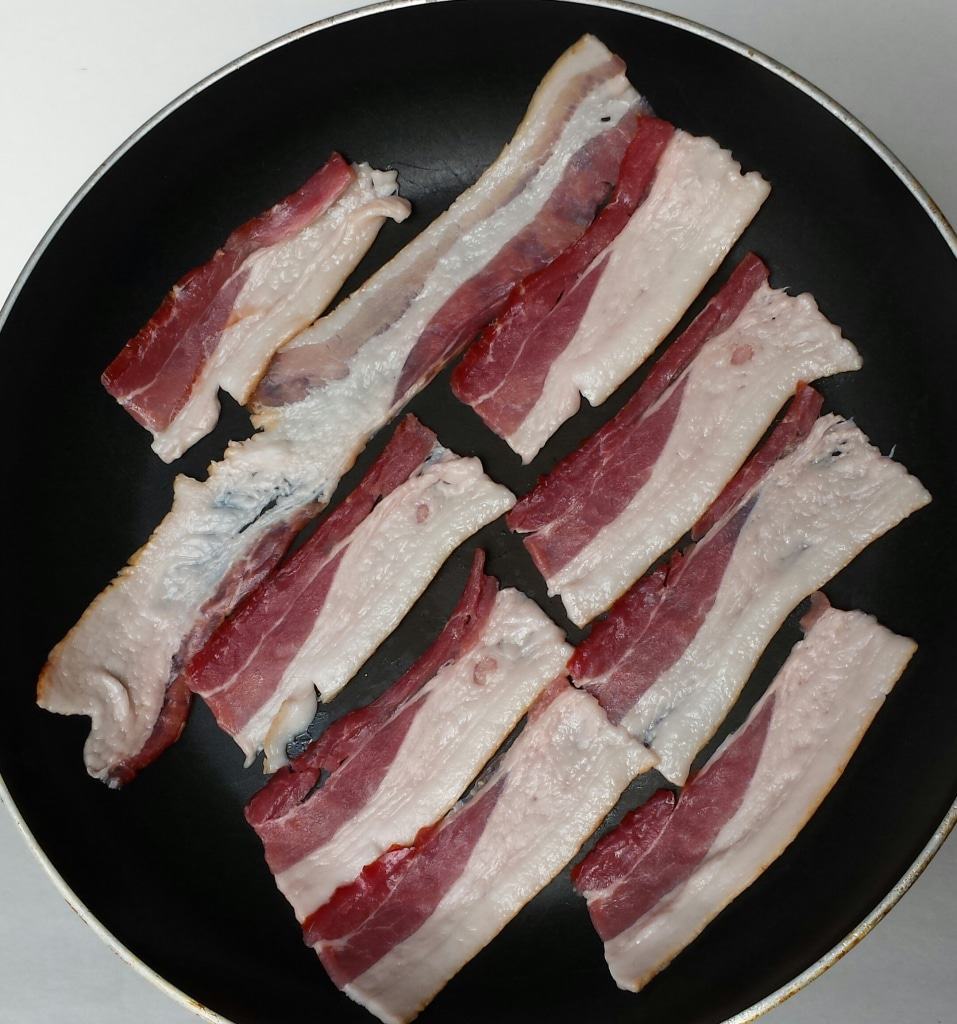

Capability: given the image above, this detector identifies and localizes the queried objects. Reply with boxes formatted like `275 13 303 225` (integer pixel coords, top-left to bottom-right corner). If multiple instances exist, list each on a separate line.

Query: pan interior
1 3 954 1023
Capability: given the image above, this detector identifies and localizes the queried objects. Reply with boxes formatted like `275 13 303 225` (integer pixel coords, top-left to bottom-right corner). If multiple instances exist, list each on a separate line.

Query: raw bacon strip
574 603 916 992
311 683 654 1024
689 379 824 540
244 551 498 828
509 259 863 625
571 392 930 783
254 35 644 417
245 551 572 919
37 35 645 784
185 417 515 768
568 385 822 700
452 131 771 463
298 551 498 777
450 117 676 449
103 156 411 462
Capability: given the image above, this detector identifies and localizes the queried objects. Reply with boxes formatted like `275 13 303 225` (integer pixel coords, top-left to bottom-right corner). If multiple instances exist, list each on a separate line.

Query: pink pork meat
103 154 410 462
452 124 770 463
245 550 571 922
573 601 916 991
507 257 863 626
185 417 514 769
38 35 643 784
306 679 655 1024
570 387 930 783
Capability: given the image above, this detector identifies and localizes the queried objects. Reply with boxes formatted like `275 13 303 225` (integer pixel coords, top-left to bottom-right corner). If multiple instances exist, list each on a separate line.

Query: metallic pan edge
0 2 954 1022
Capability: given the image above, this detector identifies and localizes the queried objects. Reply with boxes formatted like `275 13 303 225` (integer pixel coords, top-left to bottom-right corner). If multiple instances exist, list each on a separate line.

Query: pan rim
1 2 954 1023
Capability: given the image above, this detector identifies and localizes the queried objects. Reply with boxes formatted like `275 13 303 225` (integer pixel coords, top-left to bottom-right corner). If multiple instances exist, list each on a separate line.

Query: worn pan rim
1 1 954 1022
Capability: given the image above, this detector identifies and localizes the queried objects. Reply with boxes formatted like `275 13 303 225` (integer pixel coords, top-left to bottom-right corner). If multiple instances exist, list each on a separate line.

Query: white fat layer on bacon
37 35 640 782
544 283 863 626
275 589 571 918
506 132 770 462
613 415 930 783
37 429 360 781
151 166 410 463
336 686 655 1024
241 452 515 769
601 608 915 992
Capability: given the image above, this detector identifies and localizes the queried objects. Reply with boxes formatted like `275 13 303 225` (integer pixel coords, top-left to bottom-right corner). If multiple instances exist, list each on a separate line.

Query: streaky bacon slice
254 36 645 416
452 129 771 463
508 257 863 626
387 113 640 406
570 788 675 899
309 683 654 1024
37 34 647 785
300 551 498 777
184 417 515 769
315 777 508 989
579 699 776 943
574 603 916 992
569 388 930 783
244 551 498 830
243 550 571 916
103 155 410 462
450 118 676 441
689 379 823 540
567 386 822 706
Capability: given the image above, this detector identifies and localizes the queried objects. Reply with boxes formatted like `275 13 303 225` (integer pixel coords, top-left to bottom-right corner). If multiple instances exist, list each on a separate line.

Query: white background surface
1 2 955 1022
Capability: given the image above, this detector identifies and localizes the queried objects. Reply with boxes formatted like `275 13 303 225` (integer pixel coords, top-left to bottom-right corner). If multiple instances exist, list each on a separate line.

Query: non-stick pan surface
1 2 955 1022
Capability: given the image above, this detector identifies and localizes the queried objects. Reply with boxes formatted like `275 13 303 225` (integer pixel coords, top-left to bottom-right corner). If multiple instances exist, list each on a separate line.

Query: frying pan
1 2 955 1022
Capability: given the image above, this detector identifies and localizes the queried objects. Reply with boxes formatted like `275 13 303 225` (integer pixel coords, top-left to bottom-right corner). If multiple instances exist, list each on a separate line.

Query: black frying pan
2 2 955 1022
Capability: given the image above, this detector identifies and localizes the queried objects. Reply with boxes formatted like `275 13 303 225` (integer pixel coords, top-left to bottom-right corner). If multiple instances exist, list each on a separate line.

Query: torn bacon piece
574 604 916 992
38 34 647 785
569 388 930 783
508 256 862 625
184 417 514 769
452 127 770 463
244 550 571 923
103 156 410 462
309 682 654 1024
